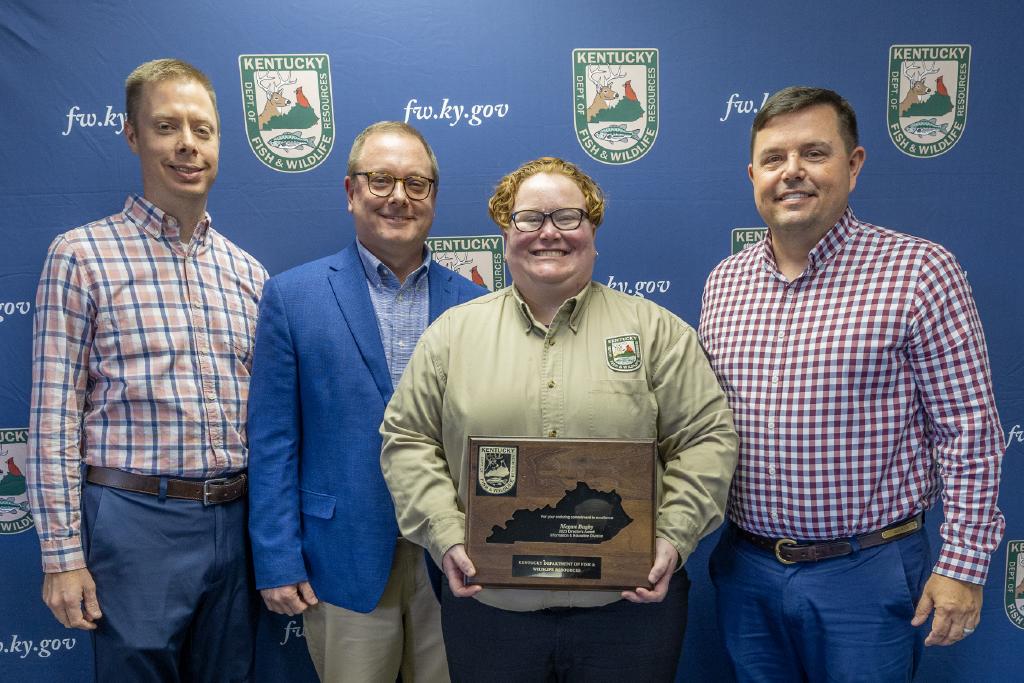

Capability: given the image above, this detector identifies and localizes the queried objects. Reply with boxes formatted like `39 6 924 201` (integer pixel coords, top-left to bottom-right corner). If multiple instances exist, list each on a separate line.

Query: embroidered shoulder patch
605 334 642 372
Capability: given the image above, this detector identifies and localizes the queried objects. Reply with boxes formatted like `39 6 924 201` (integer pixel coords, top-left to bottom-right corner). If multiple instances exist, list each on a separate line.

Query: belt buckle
203 477 228 506
774 538 798 565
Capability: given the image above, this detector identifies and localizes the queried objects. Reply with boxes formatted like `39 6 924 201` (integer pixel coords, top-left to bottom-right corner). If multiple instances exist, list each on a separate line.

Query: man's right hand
42 568 102 630
260 581 319 616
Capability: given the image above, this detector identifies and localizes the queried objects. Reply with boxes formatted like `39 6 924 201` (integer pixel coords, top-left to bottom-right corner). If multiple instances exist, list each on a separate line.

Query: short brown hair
347 121 440 190
488 157 605 231
751 86 859 156
125 58 218 129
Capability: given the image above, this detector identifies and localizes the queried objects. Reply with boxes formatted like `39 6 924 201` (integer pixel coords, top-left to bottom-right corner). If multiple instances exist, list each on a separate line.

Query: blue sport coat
247 242 485 612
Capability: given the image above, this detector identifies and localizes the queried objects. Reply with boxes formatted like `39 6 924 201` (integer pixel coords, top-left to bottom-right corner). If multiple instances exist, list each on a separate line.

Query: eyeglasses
510 208 589 232
354 171 435 200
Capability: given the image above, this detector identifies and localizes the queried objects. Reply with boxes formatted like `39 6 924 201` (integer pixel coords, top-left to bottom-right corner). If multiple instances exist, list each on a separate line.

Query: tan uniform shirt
381 283 738 611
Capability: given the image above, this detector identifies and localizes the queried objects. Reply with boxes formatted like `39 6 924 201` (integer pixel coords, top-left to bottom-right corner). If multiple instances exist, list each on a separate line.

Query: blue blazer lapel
327 244 393 403
427 260 456 323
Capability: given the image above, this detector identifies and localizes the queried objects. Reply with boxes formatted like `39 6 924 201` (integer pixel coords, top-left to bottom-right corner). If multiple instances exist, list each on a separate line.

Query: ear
124 119 139 155
344 176 355 213
747 163 755 184
847 146 866 192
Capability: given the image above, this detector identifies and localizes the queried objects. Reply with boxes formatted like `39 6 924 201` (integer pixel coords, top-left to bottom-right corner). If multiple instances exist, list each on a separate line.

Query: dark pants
710 523 931 683
440 571 689 683
82 481 258 682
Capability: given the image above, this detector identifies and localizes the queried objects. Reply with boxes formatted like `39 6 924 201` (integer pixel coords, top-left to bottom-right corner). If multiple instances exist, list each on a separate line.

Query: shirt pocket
587 378 657 438
222 298 257 368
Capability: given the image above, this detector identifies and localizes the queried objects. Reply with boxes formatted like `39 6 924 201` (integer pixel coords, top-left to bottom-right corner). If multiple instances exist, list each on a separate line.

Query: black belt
736 513 924 564
85 465 247 506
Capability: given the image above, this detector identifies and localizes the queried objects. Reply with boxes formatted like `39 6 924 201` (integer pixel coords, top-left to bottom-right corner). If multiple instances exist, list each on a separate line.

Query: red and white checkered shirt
28 196 267 572
699 208 1004 584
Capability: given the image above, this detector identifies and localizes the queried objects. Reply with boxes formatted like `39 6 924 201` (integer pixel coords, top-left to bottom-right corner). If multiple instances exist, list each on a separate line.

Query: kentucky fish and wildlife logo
0 429 32 535
606 334 642 372
239 54 335 172
887 45 970 158
477 446 517 496
1005 540 1024 629
428 235 506 291
573 49 658 165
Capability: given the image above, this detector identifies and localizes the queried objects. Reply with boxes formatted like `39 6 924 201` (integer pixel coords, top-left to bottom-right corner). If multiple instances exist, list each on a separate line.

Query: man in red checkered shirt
699 86 1004 682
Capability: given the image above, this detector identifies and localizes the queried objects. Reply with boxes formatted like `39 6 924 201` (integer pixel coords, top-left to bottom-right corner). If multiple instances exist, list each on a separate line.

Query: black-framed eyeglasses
354 171 435 200
510 208 589 232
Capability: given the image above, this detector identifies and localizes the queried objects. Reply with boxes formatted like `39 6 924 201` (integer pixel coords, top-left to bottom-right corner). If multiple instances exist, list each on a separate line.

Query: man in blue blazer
247 121 485 682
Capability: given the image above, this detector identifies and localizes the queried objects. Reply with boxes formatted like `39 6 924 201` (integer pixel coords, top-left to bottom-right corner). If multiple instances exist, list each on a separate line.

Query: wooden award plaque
464 436 656 590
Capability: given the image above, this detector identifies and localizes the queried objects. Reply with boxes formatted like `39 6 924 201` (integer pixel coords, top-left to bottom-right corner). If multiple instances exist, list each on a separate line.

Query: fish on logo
887 45 971 158
239 54 335 173
573 49 659 165
268 131 317 151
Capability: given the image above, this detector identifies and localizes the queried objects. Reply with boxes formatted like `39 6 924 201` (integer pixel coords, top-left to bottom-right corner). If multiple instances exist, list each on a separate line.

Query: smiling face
345 131 436 277
124 78 219 222
749 103 865 241
505 172 596 304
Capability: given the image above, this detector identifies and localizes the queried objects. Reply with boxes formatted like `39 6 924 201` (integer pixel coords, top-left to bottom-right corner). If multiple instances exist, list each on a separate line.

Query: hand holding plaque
465 437 656 590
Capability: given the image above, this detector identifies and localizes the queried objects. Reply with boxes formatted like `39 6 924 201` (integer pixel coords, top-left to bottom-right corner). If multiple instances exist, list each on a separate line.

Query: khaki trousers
304 539 449 682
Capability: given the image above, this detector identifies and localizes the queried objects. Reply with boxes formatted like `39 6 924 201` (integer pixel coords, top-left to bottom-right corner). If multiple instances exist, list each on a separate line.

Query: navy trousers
440 571 689 683
82 480 258 682
710 523 931 683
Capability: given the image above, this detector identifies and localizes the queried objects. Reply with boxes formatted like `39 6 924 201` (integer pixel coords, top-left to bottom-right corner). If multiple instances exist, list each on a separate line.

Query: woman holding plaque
380 157 737 682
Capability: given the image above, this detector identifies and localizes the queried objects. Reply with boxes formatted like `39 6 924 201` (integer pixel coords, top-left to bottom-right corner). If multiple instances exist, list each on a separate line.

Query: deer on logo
256 70 298 129
586 65 626 121
900 62 940 116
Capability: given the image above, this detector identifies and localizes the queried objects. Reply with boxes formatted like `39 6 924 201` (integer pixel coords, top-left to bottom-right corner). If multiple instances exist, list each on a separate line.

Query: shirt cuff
39 537 86 574
427 512 466 568
934 543 990 585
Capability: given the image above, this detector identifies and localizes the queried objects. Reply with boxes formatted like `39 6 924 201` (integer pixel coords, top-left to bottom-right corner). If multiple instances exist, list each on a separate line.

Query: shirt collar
122 194 212 244
760 206 859 277
511 281 593 334
356 239 432 288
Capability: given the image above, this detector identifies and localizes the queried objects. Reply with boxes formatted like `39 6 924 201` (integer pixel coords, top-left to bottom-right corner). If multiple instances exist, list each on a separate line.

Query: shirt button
192 300 202 310
206 393 216 403
547 380 555 388
548 430 557 438
767 421 776 431
771 374 780 385
768 466 776 475
771 511 779 520
777 331 785 340
547 339 556 346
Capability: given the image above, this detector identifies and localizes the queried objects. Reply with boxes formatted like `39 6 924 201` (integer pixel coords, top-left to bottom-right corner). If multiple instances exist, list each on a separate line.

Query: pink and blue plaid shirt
699 208 1004 584
28 196 267 572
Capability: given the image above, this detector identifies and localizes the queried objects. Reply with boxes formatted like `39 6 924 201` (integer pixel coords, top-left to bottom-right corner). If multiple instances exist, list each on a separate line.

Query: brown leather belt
736 513 924 564
86 465 247 506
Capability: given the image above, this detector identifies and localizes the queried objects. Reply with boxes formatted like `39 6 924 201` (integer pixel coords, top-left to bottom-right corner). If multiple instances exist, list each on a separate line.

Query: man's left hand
622 538 679 604
912 573 983 646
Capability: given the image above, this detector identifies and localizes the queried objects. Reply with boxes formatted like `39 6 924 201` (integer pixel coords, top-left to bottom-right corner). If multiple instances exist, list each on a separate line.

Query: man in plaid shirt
27 59 266 680
699 86 1004 681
